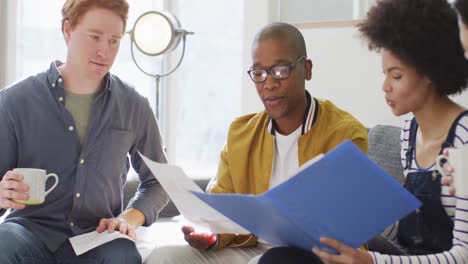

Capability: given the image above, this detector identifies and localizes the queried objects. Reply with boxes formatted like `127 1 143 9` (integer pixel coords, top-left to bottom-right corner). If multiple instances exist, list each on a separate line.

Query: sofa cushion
367 125 404 183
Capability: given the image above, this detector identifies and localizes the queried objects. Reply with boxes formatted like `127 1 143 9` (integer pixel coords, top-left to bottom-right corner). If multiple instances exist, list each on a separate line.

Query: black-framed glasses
247 56 306 83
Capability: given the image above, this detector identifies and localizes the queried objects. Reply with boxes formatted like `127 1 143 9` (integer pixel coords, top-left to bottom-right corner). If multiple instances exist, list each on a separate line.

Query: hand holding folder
192 140 421 252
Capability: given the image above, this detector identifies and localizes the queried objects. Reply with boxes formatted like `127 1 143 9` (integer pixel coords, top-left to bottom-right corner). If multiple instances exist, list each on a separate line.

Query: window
15 1 65 79
14 0 163 110
11 0 243 180
168 0 243 179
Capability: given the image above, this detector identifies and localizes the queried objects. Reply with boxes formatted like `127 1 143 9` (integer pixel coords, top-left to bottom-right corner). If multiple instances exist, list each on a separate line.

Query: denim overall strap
440 110 468 150
397 170 453 254
396 111 468 254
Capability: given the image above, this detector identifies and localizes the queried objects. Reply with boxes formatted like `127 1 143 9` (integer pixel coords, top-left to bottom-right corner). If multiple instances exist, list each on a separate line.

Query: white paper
69 226 158 261
140 152 249 234
69 231 135 256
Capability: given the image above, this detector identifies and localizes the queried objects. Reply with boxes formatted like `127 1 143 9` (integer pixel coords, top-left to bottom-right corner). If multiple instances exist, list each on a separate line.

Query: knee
259 247 321 264
258 247 299 264
0 223 51 263
93 238 141 264
0 251 21 264
0 225 23 255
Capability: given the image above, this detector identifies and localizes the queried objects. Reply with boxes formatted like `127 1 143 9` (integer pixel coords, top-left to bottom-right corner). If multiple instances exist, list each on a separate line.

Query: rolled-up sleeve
128 98 169 226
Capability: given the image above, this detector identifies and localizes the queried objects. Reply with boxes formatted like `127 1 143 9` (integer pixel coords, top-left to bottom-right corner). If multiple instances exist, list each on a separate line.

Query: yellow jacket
209 97 368 249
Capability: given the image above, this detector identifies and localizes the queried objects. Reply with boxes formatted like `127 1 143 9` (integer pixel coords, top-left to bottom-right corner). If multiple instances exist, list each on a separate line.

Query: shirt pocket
98 129 134 180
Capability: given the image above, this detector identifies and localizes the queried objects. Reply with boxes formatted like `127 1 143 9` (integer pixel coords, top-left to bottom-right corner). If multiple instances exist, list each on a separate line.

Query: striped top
372 113 468 263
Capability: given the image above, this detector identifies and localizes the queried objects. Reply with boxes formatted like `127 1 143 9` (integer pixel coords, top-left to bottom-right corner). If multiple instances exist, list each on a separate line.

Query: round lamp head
132 11 182 56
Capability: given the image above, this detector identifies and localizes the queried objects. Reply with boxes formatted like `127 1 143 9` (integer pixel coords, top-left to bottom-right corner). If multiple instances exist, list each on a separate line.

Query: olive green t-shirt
64 90 98 145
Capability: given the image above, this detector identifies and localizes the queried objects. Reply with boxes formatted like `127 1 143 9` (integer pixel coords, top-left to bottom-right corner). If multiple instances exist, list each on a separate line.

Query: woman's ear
423 75 434 91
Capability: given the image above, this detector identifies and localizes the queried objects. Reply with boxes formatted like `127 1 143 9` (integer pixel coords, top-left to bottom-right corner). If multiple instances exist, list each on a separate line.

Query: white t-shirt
258 125 302 246
269 125 303 189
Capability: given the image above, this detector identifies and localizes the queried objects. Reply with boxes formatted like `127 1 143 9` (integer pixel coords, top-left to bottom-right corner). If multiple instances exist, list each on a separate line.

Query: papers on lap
192 140 421 252
69 231 134 256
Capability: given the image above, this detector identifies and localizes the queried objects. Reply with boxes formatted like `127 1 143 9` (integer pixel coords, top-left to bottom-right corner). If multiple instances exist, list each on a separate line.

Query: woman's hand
440 149 456 196
312 237 373 264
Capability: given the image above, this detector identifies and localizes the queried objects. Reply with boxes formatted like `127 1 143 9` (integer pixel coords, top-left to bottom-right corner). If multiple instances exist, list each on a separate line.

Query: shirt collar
46 60 112 93
267 90 318 136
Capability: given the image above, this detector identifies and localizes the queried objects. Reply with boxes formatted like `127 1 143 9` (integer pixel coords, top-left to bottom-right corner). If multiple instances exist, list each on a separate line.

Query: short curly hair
359 0 468 96
456 0 468 25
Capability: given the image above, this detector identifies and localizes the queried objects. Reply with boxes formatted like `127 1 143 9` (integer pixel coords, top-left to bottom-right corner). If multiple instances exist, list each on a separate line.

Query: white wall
304 26 401 127
240 0 277 116
241 26 468 128
279 0 354 22
0 0 17 88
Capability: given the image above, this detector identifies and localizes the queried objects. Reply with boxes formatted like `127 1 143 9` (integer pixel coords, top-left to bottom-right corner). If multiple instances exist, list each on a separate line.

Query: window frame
0 0 18 88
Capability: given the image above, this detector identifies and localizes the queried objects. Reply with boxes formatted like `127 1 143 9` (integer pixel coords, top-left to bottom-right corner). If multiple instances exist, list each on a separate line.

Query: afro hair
359 0 468 96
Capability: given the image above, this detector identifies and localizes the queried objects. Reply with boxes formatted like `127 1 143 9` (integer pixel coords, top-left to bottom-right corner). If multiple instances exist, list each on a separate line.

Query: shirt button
58 78 63 83
69 222 74 227
52 83 56 88
68 126 74 131
76 193 81 198
58 97 64 102
80 159 85 164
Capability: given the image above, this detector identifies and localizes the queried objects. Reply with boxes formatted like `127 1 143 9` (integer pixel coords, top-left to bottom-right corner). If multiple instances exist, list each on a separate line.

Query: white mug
436 145 468 197
13 168 59 205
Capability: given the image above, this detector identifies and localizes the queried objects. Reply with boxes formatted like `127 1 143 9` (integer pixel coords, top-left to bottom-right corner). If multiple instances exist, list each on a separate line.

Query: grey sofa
123 124 404 262
367 125 404 183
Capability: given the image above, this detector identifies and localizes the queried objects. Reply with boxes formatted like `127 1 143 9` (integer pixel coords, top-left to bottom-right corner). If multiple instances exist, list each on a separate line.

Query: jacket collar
267 90 318 136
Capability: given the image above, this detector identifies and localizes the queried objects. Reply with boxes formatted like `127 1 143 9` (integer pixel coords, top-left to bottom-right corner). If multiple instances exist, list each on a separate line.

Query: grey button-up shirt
0 61 169 252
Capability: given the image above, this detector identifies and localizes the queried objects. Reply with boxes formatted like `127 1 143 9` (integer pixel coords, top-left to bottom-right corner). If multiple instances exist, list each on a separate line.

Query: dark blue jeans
0 222 141 264
258 247 323 264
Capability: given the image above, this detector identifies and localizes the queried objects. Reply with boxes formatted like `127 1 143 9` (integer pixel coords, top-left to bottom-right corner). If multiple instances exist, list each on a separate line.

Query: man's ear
304 59 313 81
63 20 72 43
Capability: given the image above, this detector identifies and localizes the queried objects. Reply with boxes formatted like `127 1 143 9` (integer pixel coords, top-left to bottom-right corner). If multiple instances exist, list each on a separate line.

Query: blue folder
192 140 421 252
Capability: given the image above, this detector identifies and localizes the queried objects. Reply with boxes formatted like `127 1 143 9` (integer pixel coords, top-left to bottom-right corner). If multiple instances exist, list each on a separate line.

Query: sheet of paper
69 231 135 256
69 226 161 261
193 140 422 252
140 153 248 234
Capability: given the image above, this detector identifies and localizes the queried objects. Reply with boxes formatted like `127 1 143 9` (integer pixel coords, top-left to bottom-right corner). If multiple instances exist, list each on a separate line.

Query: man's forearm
118 208 145 229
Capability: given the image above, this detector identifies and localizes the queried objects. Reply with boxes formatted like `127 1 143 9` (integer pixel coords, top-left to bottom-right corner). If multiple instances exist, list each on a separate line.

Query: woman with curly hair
256 0 468 263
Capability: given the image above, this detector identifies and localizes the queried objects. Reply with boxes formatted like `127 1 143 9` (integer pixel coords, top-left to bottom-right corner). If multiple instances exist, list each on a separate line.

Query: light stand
128 11 193 118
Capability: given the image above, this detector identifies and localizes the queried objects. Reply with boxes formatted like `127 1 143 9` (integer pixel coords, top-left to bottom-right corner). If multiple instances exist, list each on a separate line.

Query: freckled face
63 8 124 80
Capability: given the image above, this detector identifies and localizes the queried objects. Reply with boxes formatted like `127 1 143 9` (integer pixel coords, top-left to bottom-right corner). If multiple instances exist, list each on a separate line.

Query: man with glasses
147 22 368 264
